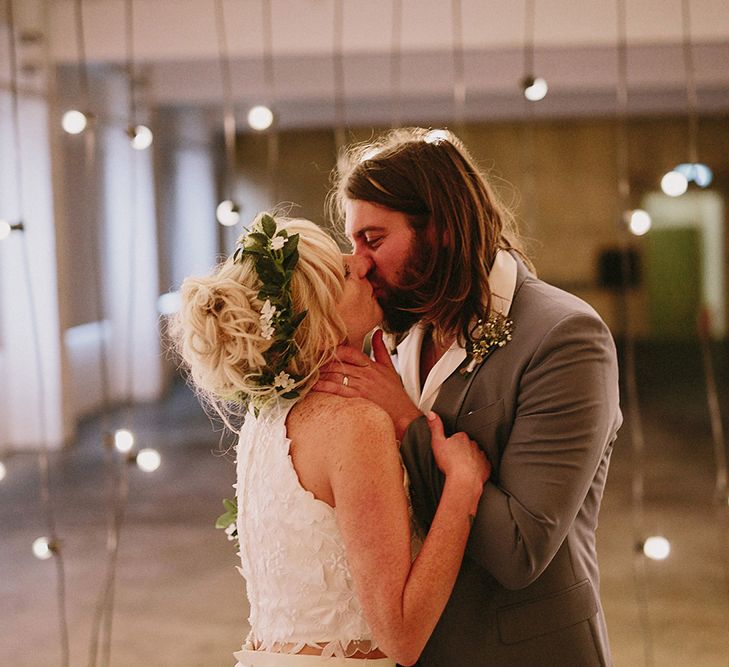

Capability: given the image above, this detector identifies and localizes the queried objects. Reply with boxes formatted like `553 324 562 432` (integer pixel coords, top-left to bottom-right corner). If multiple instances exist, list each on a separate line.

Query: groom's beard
375 237 437 336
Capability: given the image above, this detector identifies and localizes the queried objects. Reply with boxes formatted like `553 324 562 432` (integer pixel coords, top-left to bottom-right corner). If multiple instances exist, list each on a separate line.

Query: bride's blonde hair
168 217 347 422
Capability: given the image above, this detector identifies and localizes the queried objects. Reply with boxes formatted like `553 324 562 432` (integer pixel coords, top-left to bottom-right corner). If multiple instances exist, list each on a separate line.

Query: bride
170 213 489 666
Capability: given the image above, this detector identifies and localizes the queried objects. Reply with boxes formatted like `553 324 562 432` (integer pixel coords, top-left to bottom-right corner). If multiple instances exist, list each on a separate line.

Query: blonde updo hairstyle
169 216 347 419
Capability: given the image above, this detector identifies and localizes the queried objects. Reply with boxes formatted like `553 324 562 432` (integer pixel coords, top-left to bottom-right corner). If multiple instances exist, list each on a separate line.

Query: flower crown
233 213 307 405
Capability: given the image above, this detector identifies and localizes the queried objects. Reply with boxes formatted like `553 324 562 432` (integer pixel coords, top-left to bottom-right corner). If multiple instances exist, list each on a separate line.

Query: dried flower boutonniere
461 313 514 376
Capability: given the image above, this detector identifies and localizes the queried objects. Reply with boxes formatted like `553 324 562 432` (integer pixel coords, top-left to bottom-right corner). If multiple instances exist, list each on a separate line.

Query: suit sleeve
401 311 621 590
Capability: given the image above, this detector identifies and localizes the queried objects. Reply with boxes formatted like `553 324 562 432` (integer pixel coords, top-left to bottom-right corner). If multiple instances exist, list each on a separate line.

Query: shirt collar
395 249 518 412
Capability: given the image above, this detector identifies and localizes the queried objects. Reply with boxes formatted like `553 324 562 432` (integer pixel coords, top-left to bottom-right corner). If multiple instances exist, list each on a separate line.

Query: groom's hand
314 329 422 440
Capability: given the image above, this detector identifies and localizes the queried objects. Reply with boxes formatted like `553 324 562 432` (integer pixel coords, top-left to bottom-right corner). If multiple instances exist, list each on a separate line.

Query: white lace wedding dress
233 401 416 667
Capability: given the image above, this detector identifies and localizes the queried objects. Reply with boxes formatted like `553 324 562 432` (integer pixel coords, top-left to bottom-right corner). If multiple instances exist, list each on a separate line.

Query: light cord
520 0 537 232
332 0 346 153
450 0 465 133
615 2 654 664
7 1 70 664
261 0 279 203
390 0 402 128
214 0 237 197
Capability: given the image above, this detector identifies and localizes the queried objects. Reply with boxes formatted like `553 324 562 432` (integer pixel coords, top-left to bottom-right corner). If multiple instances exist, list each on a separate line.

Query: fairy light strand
684 0 729 626
74 0 91 110
390 0 403 128
214 0 237 195
261 0 279 204
681 0 699 166
615 2 655 664
679 0 728 507
520 0 538 232
71 0 123 663
93 4 144 666
524 0 535 76
450 0 465 134
125 0 137 129
332 0 346 153
6 1 70 664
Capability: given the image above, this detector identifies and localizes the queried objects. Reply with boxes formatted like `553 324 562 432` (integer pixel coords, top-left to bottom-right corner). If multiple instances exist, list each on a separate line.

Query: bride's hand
426 411 491 515
313 330 422 440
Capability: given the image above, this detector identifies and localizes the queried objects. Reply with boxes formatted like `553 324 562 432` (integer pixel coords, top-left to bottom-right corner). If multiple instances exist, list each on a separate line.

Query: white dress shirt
395 249 517 414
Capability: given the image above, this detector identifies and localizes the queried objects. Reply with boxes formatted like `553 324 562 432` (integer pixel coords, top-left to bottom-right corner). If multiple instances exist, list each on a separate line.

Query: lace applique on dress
236 402 418 659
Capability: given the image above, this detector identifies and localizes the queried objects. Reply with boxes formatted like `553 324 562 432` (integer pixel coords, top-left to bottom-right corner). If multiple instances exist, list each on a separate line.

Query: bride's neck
345 335 365 352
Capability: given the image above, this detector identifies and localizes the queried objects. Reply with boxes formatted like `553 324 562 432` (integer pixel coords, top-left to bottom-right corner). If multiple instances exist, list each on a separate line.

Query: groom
317 128 622 666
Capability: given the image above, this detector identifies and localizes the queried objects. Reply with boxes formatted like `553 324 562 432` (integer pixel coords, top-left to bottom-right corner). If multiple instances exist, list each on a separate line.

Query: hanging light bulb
628 209 652 236
135 448 161 472
247 105 274 131
522 75 548 102
424 129 451 144
692 163 713 188
157 291 181 316
641 535 671 560
674 162 713 188
127 124 154 150
0 461 6 481
32 536 55 560
61 109 90 134
114 429 135 453
216 200 241 226
0 220 23 241
660 170 688 197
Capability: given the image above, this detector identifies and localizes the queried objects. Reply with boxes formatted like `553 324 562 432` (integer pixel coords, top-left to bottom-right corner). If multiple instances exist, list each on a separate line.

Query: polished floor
2 343 729 667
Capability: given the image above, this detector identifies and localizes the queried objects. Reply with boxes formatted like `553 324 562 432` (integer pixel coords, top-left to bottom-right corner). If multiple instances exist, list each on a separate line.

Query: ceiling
7 0 729 128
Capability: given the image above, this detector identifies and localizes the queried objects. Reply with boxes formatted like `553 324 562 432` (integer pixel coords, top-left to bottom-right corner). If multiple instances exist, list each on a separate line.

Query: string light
157 291 181 316
451 0 466 131
390 0 403 128
6 1 71 662
134 448 161 473
113 429 135 454
614 2 657 663
216 199 241 226
0 220 23 240
425 129 450 145
521 1 547 103
674 162 713 188
214 0 240 224
522 75 548 101
32 536 56 560
628 209 652 236
641 536 671 561
260 0 280 204
61 109 90 134
660 170 689 197
127 124 153 150
0 461 6 481
247 105 273 131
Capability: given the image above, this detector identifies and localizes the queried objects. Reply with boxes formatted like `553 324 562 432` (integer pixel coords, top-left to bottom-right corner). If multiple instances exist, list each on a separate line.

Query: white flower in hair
270 235 287 251
273 371 296 393
260 299 277 340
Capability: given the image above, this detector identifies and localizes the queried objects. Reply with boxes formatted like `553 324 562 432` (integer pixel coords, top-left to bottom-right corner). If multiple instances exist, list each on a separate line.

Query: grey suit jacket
401 255 622 667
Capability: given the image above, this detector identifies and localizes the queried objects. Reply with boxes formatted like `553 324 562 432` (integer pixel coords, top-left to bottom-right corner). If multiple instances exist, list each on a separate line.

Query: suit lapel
432 253 531 433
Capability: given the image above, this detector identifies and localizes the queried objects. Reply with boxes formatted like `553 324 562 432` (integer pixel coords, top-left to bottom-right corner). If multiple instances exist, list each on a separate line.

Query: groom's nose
346 254 372 279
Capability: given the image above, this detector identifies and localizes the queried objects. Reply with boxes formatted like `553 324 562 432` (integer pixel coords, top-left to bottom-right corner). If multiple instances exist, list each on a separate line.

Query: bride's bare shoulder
290 393 395 443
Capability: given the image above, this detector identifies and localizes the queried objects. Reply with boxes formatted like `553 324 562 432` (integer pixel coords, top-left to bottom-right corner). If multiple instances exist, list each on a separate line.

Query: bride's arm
329 398 488 666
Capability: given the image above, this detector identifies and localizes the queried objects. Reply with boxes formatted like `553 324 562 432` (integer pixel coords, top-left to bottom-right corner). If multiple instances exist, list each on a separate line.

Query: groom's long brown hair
330 127 531 348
